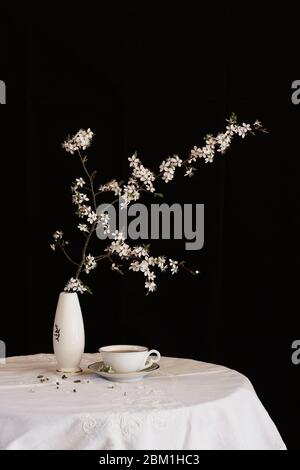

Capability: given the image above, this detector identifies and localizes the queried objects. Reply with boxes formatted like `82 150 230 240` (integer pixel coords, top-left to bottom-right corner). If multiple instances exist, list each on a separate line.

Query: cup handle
145 349 161 367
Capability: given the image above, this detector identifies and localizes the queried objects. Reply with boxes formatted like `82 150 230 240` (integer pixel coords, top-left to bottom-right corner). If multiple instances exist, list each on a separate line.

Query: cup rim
99 344 148 353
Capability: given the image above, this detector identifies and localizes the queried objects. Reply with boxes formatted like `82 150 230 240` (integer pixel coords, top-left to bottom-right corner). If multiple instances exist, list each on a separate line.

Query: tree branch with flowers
50 114 267 294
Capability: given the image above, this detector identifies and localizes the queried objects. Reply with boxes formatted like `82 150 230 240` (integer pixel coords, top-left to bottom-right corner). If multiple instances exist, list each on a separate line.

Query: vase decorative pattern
53 292 85 374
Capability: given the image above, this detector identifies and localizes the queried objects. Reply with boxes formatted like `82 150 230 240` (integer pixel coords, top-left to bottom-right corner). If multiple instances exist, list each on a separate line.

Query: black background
1 2 299 450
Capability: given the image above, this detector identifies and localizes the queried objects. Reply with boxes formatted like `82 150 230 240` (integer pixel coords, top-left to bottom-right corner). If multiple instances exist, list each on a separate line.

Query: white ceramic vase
53 292 85 374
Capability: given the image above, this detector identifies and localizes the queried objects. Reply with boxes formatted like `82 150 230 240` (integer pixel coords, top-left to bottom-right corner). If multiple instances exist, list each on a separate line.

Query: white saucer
88 361 159 382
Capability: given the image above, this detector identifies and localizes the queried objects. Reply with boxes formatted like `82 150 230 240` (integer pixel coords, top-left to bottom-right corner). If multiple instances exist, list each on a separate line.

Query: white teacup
99 345 161 373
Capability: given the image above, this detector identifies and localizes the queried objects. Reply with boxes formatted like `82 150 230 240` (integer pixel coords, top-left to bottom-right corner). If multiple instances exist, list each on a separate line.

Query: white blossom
129 261 141 272
62 128 94 154
110 241 131 258
189 146 203 163
72 177 85 191
131 246 149 258
87 210 98 224
77 204 90 219
145 281 157 293
169 259 179 275
128 153 155 193
107 232 131 259
146 271 156 281
51 230 68 251
99 179 122 196
99 212 110 234
236 123 251 138
184 167 194 177
78 223 89 233
160 155 182 183
188 119 254 165
139 259 151 275
128 154 140 168
189 133 221 164
84 254 97 274
72 192 89 205
53 230 63 240
64 278 87 294
156 256 167 271
112 230 126 242
109 238 180 293
216 131 232 153
120 180 140 208
75 177 85 188
129 258 153 277
111 263 120 271
202 138 216 163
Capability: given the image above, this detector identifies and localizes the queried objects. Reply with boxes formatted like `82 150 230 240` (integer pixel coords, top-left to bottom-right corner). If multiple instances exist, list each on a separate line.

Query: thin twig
58 242 79 266
75 222 98 279
94 254 110 262
77 150 98 212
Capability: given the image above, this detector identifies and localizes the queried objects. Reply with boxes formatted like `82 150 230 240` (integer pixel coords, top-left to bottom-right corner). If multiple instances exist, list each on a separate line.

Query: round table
0 354 286 450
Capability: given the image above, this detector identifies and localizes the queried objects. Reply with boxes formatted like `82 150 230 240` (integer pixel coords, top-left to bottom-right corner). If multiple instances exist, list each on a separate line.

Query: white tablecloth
0 354 286 450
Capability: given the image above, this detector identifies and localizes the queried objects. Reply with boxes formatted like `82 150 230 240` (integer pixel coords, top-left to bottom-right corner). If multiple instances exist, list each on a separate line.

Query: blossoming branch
51 114 267 294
